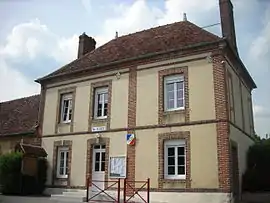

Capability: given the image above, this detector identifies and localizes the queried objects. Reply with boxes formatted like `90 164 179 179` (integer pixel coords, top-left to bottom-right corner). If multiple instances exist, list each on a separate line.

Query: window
60 94 73 123
164 140 186 179
94 87 108 119
57 147 69 178
164 75 184 111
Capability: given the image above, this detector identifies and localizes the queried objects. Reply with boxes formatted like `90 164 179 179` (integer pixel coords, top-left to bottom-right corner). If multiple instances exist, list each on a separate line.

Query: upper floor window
60 94 73 123
164 75 184 111
164 139 186 179
94 87 108 119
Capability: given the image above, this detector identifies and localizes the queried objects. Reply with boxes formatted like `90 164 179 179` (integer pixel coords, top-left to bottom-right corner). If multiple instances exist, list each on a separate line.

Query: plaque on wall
109 156 126 178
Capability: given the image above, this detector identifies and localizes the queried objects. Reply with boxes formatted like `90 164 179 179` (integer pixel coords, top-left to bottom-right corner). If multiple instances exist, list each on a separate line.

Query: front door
92 144 106 192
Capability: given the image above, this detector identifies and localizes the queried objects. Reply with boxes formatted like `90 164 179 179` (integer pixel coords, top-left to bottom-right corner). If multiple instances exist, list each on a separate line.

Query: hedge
0 152 47 195
242 140 270 192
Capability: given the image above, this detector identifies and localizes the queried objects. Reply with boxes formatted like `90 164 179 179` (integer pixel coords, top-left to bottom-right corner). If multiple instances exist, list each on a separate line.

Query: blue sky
0 0 269 137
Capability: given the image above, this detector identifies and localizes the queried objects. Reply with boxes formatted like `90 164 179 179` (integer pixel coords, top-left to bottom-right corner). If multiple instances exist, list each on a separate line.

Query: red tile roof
0 95 40 137
38 21 221 81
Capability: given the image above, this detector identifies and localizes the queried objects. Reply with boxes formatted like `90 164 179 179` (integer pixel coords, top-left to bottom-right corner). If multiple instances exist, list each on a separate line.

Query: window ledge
58 122 72 126
163 109 186 115
56 176 68 180
162 178 186 184
92 118 108 123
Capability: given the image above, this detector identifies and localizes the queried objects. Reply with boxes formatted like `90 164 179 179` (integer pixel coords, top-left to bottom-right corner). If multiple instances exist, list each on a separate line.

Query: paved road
0 195 54 203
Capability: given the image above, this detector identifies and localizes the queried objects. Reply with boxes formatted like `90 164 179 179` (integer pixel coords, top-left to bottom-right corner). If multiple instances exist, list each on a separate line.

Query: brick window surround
89 80 112 131
85 137 110 188
52 140 72 186
158 131 191 189
55 87 76 134
158 66 189 124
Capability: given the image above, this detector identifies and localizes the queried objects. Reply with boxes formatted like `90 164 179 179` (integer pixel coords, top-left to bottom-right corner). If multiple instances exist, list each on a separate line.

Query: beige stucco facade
43 54 216 136
40 52 255 200
42 123 219 188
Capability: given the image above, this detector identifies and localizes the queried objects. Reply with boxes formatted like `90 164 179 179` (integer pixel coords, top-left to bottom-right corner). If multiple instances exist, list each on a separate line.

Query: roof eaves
0 131 36 139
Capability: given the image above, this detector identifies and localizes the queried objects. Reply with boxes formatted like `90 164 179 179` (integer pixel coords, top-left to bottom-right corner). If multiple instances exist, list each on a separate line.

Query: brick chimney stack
77 32 96 58
219 0 238 54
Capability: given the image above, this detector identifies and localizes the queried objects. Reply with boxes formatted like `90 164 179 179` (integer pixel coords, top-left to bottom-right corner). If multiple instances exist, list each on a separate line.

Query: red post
123 178 127 203
117 178 121 203
147 178 150 203
86 177 90 202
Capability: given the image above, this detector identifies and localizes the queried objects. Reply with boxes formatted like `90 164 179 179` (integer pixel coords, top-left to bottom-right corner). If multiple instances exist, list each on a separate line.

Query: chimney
77 32 96 58
219 0 238 53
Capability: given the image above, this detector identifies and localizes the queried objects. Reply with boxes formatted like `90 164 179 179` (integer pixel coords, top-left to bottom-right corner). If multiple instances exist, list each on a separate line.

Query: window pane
168 166 175 175
167 91 174 100
101 162 105 171
60 151 65 159
178 156 185 165
101 152 105 162
60 167 64 175
60 160 64 167
167 147 175 156
178 147 185 155
95 152 100 162
177 99 184 108
97 108 102 117
177 90 184 99
168 157 175 166
167 100 174 109
177 81 184 89
64 100 69 108
104 104 108 116
101 145 105 149
94 145 100 149
95 163 99 171
178 166 185 175
104 93 108 102
65 166 68 175
98 94 103 103
66 152 69 168
166 83 174 92
63 113 67 121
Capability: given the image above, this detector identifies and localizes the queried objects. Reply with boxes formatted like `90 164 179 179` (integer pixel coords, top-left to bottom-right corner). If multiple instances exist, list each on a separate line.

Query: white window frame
94 87 108 119
164 75 185 111
57 147 69 179
60 94 73 123
164 139 186 180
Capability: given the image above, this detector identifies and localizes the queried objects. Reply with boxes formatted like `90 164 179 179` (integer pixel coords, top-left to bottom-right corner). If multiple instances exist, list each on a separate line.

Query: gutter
35 39 223 83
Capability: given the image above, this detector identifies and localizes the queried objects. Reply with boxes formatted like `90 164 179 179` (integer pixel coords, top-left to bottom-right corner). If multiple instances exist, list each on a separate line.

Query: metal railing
123 178 150 203
86 177 121 202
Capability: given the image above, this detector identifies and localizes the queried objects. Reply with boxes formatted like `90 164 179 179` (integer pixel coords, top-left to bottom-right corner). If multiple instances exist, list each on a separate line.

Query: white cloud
0 59 40 102
0 19 78 102
81 0 91 12
0 19 78 64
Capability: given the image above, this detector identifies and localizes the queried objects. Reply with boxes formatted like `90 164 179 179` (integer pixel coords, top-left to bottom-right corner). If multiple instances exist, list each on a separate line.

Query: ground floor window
164 139 186 179
57 147 69 178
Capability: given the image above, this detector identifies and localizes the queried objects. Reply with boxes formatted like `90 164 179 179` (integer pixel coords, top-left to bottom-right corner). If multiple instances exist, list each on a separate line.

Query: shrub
0 152 48 195
0 152 23 194
37 158 48 194
242 141 270 192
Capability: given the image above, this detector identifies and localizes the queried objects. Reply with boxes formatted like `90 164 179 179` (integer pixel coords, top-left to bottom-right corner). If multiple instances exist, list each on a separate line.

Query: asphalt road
0 195 55 203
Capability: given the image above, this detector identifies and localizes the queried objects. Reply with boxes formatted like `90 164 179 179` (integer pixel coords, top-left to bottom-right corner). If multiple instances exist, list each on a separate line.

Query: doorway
91 144 106 192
